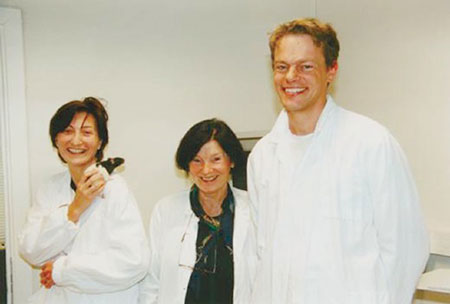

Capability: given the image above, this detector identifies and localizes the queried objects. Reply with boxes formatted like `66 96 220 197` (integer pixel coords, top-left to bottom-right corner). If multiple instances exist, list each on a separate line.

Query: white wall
1 0 315 224
0 0 315 297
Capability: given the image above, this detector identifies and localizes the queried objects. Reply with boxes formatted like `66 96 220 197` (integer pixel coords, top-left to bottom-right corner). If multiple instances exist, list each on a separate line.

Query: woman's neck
198 185 228 217
68 161 95 185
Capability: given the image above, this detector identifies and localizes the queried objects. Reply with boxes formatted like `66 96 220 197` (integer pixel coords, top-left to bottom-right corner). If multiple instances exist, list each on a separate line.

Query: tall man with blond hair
247 18 428 303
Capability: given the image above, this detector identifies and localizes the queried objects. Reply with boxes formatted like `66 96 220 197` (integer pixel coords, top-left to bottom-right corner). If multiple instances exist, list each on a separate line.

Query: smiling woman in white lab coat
18 97 149 304
139 119 256 304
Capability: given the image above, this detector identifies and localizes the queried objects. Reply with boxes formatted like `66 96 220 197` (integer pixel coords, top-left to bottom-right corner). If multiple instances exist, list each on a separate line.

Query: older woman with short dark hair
139 118 256 304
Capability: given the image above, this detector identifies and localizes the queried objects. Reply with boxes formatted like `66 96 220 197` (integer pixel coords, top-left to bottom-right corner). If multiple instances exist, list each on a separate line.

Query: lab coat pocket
318 166 371 223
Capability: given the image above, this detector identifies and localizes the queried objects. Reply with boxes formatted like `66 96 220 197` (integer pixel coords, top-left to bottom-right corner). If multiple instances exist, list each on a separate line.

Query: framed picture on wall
232 131 267 191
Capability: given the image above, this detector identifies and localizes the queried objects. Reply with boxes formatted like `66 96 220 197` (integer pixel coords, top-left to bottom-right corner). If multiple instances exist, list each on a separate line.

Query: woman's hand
68 167 106 223
40 261 55 289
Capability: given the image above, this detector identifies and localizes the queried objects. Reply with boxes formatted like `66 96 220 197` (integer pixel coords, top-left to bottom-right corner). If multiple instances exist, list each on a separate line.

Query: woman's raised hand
68 167 107 223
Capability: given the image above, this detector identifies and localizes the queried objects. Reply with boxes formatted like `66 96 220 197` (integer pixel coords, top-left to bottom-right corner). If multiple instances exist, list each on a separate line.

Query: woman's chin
196 182 228 196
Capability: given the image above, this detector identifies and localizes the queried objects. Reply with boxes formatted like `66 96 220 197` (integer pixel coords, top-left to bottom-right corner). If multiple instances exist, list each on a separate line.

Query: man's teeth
285 88 305 94
202 176 217 182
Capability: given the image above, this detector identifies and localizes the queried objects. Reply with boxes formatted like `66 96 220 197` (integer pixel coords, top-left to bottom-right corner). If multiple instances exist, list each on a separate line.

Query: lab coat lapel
178 205 198 269
270 110 291 165
233 193 249 258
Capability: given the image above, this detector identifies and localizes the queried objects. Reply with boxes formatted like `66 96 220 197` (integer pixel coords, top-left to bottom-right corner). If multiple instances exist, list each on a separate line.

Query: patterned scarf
189 184 235 273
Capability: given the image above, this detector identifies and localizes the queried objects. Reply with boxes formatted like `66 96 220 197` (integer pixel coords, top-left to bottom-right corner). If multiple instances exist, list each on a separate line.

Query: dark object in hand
98 157 125 174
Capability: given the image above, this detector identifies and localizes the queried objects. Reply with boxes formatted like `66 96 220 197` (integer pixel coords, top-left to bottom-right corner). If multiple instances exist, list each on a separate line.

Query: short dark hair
269 18 340 68
175 118 245 175
49 97 109 162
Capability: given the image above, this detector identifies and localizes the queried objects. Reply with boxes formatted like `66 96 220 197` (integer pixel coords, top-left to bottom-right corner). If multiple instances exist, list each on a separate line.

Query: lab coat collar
183 192 194 216
268 95 338 144
62 170 72 191
60 170 75 201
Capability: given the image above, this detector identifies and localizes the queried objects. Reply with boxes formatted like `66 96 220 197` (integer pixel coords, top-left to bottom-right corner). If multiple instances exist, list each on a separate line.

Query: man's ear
326 61 338 84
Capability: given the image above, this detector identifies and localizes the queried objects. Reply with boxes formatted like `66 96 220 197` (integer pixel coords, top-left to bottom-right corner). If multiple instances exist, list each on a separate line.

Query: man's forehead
276 34 319 50
274 34 324 62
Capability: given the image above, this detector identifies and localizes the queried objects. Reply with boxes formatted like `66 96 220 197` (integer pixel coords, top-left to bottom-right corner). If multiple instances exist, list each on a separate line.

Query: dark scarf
70 179 77 191
189 184 235 273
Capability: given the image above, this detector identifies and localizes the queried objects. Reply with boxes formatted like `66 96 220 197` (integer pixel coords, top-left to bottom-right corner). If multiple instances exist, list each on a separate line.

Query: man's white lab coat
19 171 149 304
247 96 429 304
139 186 257 304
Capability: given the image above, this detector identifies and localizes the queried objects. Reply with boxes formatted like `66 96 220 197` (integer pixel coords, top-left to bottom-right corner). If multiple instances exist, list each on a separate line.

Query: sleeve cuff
52 255 68 285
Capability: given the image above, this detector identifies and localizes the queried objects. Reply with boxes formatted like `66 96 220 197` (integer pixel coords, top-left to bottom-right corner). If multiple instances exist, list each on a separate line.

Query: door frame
0 7 33 304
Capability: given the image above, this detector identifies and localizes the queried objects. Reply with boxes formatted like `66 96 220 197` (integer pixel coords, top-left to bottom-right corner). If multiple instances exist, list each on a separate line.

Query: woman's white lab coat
247 97 429 304
139 186 257 304
18 171 149 304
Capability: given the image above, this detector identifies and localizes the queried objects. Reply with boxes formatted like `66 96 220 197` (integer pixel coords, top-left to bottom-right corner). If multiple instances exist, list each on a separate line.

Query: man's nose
286 66 300 81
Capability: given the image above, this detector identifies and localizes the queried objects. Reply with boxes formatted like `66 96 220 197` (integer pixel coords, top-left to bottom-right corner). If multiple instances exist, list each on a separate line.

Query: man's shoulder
330 107 403 158
231 186 248 202
336 107 390 139
252 132 273 149
248 133 275 162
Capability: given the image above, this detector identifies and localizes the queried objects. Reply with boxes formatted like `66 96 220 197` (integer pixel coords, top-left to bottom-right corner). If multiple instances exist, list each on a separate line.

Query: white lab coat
18 170 150 304
247 96 429 304
139 186 257 304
